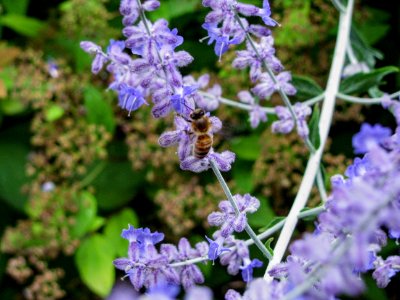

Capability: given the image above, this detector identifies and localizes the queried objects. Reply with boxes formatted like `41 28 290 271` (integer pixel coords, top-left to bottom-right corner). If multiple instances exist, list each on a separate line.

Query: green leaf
0 99 26 115
84 86 116 134
104 208 138 257
91 159 145 210
75 234 115 297
308 104 320 149
350 27 383 68
45 104 65 122
0 124 30 211
264 237 274 257
291 75 323 100
340 66 399 95
71 192 98 239
230 135 261 161
258 216 285 233
2 0 30 15
232 161 254 193
248 197 275 228
0 14 46 37
150 0 198 21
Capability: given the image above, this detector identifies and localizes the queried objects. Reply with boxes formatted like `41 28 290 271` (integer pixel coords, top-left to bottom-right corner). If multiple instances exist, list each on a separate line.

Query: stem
199 91 326 114
330 0 346 13
79 161 107 188
337 90 400 104
210 160 272 260
316 168 328 203
264 0 355 280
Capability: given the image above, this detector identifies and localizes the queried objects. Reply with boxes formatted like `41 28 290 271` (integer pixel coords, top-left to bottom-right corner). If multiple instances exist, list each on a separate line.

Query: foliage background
0 0 399 299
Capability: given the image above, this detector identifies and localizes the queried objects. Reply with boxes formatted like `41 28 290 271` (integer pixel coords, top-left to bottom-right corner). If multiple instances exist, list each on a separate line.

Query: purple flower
120 0 160 26
238 91 267 128
184 286 213 300
180 150 235 173
220 239 249 276
171 85 198 115
252 71 296 99
240 258 263 282
205 235 230 262
233 37 282 82
207 194 260 237
352 123 392 154
259 0 279 27
272 102 311 139
372 256 400 288
117 84 148 115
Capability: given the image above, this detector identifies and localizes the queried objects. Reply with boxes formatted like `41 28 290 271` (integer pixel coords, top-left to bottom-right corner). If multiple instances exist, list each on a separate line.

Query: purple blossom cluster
224 118 400 299
272 102 312 139
80 0 238 173
113 193 266 296
113 225 209 291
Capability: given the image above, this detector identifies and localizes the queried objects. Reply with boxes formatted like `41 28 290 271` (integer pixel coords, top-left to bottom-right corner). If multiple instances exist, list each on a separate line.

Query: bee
189 108 213 159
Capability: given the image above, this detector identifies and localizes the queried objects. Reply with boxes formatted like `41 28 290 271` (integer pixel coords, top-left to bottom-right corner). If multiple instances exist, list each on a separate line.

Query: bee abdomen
194 134 212 159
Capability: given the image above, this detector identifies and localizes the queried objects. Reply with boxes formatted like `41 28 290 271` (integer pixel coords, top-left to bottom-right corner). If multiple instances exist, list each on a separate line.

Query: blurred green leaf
75 234 115 297
150 0 198 21
84 85 116 134
0 99 26 115
291 75 323 100
45 104 65 122
0 14 45 37
2 0 30 15
340 66 399 95
308 104 320 149
248 197 275 228
232 161 254 193
0 124 30 211
231 135 261 161
350 27 383 68
258 216 285 233
358 8 390 45
71 192 98 239
264 237 274 257
91 159 144 210
104 208 138 257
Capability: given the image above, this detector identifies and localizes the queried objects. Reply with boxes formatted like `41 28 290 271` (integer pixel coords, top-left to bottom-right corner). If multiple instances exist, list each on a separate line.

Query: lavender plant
80 0 400 299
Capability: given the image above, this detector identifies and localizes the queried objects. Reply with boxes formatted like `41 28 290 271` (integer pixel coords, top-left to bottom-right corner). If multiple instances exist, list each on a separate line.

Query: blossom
237 90 267 128
372 256 400 288
272 102 311 139
184 286 213 300
259 0 279 27
205 235 230 262
240 258 263 282
252 71 296 99
233 37 282 82
207 194 260 237
352 123 391 154
180 150 236 173
117 84 148 115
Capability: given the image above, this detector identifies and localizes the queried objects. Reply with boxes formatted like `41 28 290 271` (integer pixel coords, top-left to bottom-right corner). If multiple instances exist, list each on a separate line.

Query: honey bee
189 108 213 159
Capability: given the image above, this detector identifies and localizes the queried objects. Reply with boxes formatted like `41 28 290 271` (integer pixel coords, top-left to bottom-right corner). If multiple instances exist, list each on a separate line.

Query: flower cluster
80 0 238 173
225 118 400 299
113 225 209 291
272 102 312 139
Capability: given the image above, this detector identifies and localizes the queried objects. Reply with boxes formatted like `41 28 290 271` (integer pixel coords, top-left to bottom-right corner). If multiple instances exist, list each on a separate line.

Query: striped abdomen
194 134 213 159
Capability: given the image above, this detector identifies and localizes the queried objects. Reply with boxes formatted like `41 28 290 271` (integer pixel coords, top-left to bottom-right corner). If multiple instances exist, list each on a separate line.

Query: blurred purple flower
352 123 391 154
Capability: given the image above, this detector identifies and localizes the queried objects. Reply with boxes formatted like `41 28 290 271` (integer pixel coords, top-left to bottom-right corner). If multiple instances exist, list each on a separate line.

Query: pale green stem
337 90 400 104
331 0 346 13
210 160 272 260
79 161 107 188
264 0 355 280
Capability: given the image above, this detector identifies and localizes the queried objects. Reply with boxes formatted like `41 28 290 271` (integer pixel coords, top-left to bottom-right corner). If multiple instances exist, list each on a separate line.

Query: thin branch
264 0 355 280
